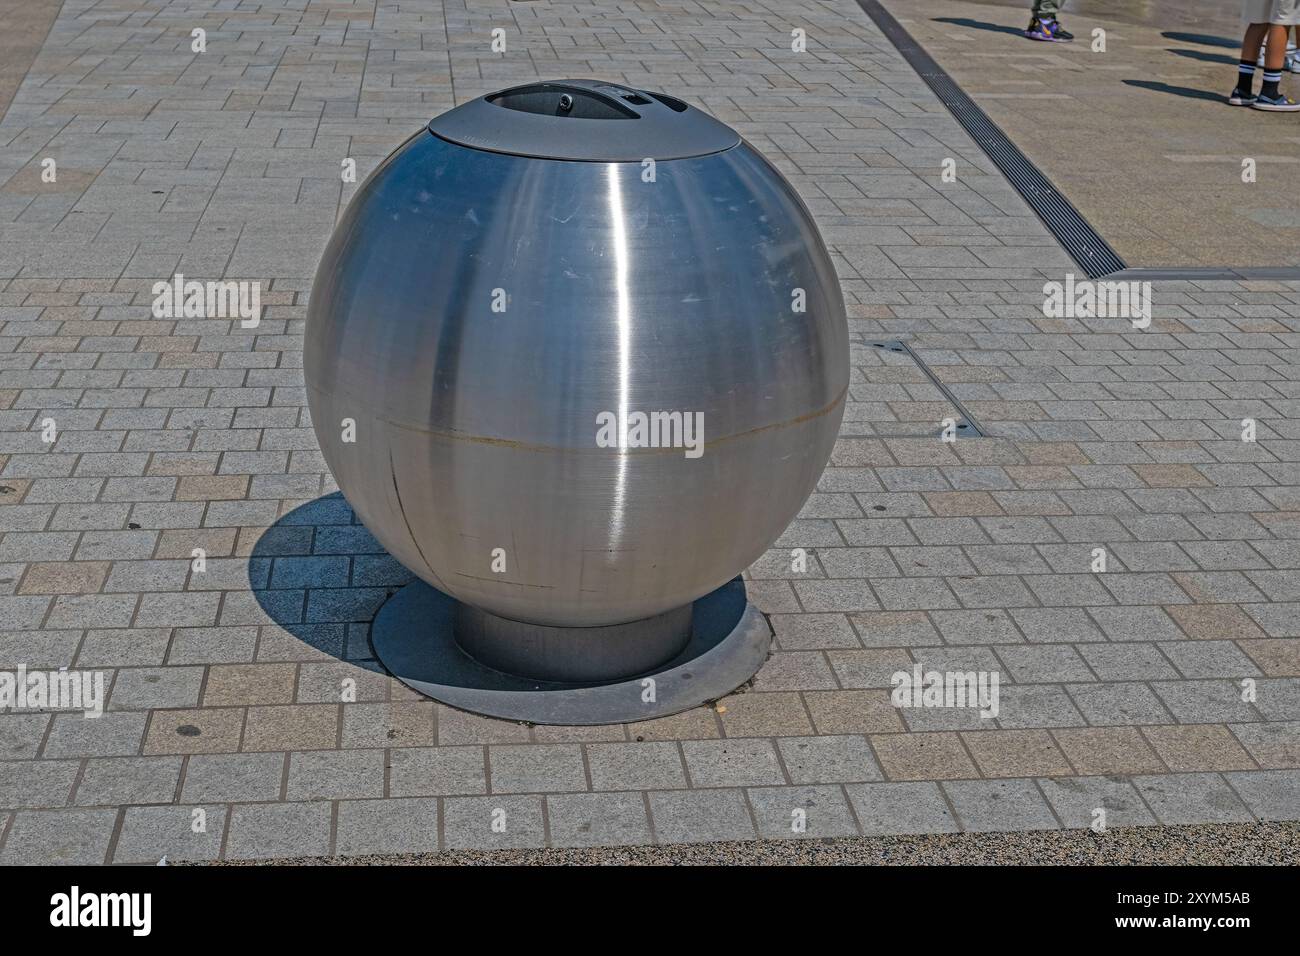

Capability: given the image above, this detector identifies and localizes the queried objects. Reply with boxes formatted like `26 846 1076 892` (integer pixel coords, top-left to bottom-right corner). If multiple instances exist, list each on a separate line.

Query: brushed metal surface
453 602 693 682
305 126 848 627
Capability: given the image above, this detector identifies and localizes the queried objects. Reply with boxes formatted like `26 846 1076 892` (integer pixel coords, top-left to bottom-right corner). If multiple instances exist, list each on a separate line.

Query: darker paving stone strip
0 0 65 127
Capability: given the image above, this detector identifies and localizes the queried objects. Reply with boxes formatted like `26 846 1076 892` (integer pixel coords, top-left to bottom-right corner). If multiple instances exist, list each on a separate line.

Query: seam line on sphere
310 384 849 454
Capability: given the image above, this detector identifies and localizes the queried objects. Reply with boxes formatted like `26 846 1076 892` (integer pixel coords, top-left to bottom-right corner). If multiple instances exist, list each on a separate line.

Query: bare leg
1265 23 1289 71
1241 22 1270 63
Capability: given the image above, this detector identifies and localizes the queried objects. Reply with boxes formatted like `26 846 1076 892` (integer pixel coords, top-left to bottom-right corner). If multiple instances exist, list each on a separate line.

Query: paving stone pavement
0 0 1297 863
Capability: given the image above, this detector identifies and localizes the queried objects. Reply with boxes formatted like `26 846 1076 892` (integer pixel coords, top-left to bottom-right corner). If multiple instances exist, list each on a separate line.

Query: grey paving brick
225 802 332 861
1078 643 1180 681
1229 721 1300 769
1223 769 1300 821
777 734 883 784
793 579 879 612
113 805 227 864
108 666 205 711
43 711 147 758
1244 681 1300 722
872 577 961 610
1132 773 1254 824
681 739 787 788
0 808 117 864
1089 606 1187 643
0 759 78 809
74 756 181 806
931 609 1023 645
746 785 860 839
297 661 390 704
167 626 258 664
827 648 913 688
943 778 1060 832
851 610 944 647
1159 641 1262 679
181 752 286 803
1011 608 1105 643
76 629 171 667
995 645 1094 683
1025 574 1117 608
1101 574 1192 606
134 592 221 628
995 685 1087 729
1067 682 1174 726
488 744 587 794
0 713 51 759
286 749 384 801
751 651 838 691
585 742 687 791
843 781 959 835
442 795 546 850
770 613 860 650
387 746 487 797
648 788 756 844
336 798 440 857
341 702 436 749
547 791 654 847
0 630 82 669
1036 776 1158 829
1152 680 1261 724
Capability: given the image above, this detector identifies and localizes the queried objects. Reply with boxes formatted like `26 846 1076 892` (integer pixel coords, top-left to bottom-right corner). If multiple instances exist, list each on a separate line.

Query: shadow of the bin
247 492 413 677
247 493 753 695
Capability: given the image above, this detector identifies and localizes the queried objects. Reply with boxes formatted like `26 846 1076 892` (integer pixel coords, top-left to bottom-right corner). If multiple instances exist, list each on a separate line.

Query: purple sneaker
1025 17 1074 42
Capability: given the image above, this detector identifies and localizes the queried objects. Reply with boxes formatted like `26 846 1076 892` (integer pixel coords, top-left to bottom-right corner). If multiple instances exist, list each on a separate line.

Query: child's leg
1241 21 1270 63
1264 23 1290 70
1031 0 1060 19
1231 23 1269 102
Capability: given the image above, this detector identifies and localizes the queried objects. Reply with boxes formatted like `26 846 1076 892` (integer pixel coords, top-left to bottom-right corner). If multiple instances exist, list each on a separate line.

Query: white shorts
1243 0 1300 25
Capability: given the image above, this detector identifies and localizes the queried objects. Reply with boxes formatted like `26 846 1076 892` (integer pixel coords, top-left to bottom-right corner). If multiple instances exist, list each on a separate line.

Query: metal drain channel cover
869 340 985 438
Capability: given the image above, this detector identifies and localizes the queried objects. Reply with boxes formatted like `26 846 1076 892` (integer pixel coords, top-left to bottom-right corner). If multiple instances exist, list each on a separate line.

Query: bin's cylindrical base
453 602 693 684
370 578 771 725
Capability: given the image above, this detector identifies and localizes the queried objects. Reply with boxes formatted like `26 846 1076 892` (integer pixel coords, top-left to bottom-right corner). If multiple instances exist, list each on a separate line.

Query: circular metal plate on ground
369 578 771 725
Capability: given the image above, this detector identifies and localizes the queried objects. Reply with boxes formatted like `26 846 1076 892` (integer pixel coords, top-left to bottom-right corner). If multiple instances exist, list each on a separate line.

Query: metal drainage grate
853 0 1128 279
870 340 986 438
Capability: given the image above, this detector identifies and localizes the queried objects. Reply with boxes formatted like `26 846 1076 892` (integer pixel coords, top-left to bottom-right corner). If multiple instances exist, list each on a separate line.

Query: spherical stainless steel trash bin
305 80 849 723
